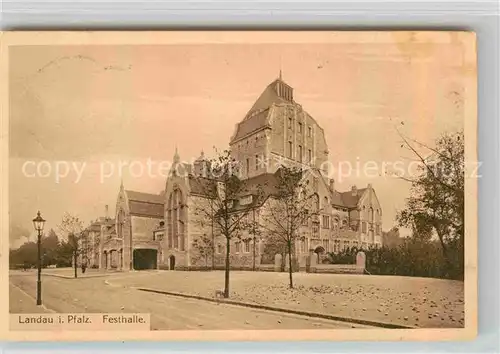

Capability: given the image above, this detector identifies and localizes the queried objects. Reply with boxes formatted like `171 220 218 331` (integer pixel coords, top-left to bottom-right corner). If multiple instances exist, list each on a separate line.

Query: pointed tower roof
196 149 205 161
173 146 180 163
230 74 295 144
244 73 294 119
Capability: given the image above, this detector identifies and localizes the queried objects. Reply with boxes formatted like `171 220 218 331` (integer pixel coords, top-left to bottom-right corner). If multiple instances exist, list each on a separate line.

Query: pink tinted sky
9 38 469 247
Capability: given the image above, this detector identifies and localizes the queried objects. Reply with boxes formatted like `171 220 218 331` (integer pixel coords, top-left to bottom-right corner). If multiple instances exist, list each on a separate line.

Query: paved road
9 272 369 330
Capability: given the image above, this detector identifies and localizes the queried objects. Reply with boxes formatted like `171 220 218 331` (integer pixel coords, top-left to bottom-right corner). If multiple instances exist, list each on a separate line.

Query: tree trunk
287 241 293 289
436 229 452 278
253 237 256 271
252 209 256 271
73 251 78 279
211 218 215 271
224 237 230 298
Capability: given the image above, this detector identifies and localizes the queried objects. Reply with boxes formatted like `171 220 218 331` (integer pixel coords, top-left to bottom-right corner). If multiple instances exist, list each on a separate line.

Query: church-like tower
230 73 329 179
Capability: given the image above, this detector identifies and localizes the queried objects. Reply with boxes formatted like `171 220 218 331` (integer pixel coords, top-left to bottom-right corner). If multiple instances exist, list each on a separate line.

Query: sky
8 35 471 248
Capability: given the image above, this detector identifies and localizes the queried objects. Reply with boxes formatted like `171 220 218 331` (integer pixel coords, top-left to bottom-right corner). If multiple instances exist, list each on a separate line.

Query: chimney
368 183 373 189
351 185 357 196
329 178 335 192
105 205 109 220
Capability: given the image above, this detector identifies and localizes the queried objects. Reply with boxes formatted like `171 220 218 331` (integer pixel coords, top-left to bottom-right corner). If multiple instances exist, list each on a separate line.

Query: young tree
260 230 287 266
247 208 262 272
191 234 214 268
259 166 316 288
191 197 217 270
58 213 86 278
191 149 253 298
396 131 465 279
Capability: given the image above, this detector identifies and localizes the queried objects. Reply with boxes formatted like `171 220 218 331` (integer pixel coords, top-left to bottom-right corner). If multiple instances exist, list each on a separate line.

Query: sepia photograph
1 31 477 340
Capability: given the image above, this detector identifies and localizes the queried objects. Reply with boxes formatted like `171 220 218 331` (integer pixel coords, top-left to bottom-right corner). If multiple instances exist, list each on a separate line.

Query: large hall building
82 75 383 271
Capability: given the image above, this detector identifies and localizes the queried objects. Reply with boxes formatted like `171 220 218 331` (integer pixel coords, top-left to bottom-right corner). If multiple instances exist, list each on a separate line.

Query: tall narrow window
322 215 330 229
308 126 312 137
246 158 250 176
298 122 303 133
323 239 329 252
298 145 303 162
288 141 293 159
288 117 292 128
255 154 259 170
308 149 312 162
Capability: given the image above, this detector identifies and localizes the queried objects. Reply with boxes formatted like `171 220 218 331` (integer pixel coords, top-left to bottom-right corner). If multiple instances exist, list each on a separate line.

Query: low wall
310 264 364 274
155 252 367 274
258 264 276 272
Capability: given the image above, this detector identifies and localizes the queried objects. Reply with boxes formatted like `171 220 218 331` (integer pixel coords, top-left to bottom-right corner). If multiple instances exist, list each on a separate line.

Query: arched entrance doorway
133 249 158 270
314 246 325 264
169 255 176 270
103 251 108 269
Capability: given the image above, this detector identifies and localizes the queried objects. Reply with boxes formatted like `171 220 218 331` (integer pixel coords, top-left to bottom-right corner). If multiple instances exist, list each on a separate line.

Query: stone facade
83 182 164 270
84 74 383 271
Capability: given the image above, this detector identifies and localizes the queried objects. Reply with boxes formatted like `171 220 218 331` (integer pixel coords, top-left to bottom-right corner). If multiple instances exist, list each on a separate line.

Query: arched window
332 216 340 230
117 209 125 239
300 190 306 200
313 194 320 212
168 188 186 251
167 194 173 248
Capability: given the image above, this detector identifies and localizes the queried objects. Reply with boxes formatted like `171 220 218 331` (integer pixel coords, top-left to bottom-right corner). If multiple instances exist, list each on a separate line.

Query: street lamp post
32 211 46 306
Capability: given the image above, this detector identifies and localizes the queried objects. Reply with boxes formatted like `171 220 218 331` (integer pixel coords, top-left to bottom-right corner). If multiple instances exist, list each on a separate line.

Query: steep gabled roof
125 190 164 218
87 217 114 232
340 188 367 208
230 109 271 143
240 172 279 197
330 191 346 208
230 77 295 144
188 175 217 197
125 190 164 204
246 79 293 115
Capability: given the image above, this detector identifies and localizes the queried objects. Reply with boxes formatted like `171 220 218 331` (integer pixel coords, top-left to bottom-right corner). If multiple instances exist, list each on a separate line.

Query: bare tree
191 234 214 268
241 208 263 271
191 149 254 298
259 166 316 288
58 213 87 278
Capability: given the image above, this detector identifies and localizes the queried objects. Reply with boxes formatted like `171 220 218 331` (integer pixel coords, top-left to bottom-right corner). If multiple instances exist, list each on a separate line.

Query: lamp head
32 211 46 232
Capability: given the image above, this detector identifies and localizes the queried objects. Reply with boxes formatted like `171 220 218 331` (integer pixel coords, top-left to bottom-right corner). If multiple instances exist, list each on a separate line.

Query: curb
136 287 415 329
43 273 115 279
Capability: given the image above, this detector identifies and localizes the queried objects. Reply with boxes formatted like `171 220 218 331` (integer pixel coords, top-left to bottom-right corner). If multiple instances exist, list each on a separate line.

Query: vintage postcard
0 31 477 341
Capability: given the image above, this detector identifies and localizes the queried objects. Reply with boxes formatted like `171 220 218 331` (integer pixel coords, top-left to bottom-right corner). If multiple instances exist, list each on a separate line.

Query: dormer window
240 195 253 206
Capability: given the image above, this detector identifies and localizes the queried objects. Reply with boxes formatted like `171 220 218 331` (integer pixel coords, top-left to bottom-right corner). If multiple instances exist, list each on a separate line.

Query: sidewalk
9 283 54 313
